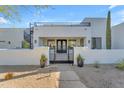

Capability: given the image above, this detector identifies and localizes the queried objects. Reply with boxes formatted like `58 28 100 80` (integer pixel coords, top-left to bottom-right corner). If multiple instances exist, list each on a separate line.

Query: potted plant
77 54 85 67
40 54 47 68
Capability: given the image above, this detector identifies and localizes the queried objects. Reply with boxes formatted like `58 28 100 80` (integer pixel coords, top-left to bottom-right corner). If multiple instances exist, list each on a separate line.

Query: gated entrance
49 46 74 64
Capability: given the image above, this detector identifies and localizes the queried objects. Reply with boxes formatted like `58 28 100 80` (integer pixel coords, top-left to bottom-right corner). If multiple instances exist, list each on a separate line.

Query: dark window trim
92 37 102 49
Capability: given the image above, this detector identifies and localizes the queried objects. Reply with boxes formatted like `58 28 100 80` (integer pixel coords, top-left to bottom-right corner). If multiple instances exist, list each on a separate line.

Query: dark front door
57 40 67 53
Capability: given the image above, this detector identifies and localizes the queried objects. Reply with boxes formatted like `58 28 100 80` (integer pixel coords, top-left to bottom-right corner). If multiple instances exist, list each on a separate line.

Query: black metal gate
49 46 74 64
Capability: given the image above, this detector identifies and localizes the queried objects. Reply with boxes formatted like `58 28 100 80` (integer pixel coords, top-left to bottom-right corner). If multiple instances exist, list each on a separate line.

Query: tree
0 5 48 22
0 5 49 49
106 11 111 49
22 40 30 48
0 6 20 21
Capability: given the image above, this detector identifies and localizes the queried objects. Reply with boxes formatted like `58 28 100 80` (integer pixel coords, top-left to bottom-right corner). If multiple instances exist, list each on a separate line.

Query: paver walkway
50 64 86 88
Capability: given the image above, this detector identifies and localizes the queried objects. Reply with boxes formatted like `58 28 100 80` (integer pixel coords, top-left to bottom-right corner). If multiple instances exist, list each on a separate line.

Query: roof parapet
30 22 91 27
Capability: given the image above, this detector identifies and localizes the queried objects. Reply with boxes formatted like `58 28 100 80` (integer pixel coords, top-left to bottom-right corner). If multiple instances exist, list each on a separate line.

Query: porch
38 37 87 63
39 37 87 48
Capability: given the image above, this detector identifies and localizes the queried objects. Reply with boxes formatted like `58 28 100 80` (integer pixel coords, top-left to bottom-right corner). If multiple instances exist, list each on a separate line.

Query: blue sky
0 5 124 28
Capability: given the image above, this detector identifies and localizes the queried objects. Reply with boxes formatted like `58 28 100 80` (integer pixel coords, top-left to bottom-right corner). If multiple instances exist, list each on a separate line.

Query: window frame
92 37 102 49
47 39 55 48
68 39 76 48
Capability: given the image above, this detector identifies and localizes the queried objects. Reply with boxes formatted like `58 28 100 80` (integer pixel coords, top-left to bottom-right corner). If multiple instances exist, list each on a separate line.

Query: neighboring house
0 28 24 49
112 22 124 49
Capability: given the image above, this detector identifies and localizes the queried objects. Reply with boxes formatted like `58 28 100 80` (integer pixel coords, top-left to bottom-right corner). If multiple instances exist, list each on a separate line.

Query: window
92 37 102 49
80 38 85 47
68 40 76 48
47 40 55 48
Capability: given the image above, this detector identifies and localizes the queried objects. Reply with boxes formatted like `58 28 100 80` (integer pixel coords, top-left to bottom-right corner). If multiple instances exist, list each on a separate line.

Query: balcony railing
31 22 91 27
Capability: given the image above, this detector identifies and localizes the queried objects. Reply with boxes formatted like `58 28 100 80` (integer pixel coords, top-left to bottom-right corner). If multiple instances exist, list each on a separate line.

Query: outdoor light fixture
88 40 90 43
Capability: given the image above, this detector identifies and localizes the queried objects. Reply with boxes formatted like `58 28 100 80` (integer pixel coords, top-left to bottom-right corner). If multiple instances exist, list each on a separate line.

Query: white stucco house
1 17 124 65
30 18 107 62
33 18 107 50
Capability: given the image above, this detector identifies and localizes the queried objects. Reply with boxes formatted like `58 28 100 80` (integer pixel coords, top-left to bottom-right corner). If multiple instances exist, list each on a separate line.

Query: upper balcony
31 22 91 27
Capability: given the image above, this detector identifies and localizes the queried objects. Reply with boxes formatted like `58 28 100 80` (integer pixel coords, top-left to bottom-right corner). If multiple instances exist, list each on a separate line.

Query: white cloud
109 5 118 10
0 17 8 24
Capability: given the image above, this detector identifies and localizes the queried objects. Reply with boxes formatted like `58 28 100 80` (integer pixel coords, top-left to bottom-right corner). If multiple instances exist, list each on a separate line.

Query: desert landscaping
72 64 124 88
0 65 60 88
0 64 124 88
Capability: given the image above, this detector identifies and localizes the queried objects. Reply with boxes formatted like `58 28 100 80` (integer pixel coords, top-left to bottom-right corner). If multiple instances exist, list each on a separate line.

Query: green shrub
116 59 124 70
93 61 100 68
22 40 30 48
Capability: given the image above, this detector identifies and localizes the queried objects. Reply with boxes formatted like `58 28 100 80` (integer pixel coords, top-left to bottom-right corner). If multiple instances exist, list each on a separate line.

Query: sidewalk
51 64 86 88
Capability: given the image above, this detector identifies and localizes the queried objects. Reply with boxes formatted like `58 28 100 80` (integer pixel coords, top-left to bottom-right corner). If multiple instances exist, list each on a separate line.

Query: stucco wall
33 26 91 48
74 47 124 64
112 23 124 49
0 47 49 65
34 26 91 37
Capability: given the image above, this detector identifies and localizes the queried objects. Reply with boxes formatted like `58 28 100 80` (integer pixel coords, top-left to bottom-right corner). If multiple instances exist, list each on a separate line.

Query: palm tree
106 11 111 49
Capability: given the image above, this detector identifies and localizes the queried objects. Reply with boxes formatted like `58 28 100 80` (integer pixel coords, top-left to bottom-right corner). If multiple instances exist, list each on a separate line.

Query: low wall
0 47 49 65
74 47 124 64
